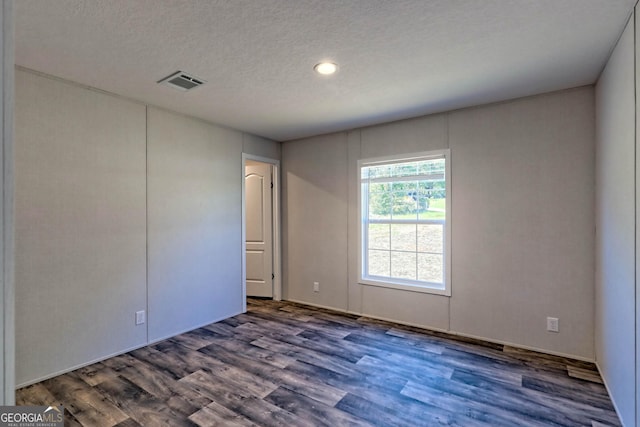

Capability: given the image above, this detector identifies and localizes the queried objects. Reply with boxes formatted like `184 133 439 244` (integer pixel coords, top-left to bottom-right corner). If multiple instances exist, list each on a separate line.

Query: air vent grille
158 71 206 91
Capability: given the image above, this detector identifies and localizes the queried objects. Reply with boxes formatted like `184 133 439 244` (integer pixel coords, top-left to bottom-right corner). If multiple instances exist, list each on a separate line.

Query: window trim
357 149 451 296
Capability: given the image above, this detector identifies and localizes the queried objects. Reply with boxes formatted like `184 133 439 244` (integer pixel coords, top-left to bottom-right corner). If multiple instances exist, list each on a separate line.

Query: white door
245 161 273 297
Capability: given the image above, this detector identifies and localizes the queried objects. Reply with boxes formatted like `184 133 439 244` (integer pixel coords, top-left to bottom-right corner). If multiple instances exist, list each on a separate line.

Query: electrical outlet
546 317 559 333
136 310 146 325
313 282 320 292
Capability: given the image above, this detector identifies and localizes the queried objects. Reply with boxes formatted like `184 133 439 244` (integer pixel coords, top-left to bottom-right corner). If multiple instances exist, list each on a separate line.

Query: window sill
359 278 451 296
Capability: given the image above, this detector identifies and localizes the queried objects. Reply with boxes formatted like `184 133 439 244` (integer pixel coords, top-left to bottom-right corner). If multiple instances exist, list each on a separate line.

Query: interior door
245 161 273 297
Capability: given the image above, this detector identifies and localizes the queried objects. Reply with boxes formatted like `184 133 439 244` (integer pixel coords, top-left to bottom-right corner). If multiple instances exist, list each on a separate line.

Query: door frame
241 154 281 311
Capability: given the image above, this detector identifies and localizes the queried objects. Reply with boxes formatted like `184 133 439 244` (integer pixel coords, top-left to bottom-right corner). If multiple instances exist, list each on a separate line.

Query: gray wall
282 133 349 310
242 133 281 161
1 0 15 404
283 86 595 360
595 11 636 427
15 70 148 385
14 69 279 386
147 107 244 341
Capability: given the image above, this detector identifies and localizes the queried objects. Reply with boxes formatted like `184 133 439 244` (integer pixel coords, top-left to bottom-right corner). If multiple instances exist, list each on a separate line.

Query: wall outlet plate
136 310 146 325
547 317 559 332
313 282 319 292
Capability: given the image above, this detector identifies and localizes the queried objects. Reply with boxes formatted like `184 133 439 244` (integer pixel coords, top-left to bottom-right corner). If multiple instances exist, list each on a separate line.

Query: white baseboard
285 298 595 362
595 361 627 427
16 310 243 389
285 299 349 313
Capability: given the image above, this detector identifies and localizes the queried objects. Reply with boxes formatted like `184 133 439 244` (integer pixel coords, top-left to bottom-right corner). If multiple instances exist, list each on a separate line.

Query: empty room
0 0 637 426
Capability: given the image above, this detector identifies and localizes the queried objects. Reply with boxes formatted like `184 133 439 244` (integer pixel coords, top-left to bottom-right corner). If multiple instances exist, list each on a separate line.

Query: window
358 150 451 296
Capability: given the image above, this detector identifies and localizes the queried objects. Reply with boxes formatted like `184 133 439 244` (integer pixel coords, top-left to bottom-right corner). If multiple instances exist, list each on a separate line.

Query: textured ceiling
15 0 635 141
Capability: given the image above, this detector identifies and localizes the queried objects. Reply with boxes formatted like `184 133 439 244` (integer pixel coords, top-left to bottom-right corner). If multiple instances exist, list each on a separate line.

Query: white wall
15 70 148 385
283 86 595 360
449 90 595 358
635 14 640 425
595 12 636 427
352 115 451 329
282 133 349 310
147 107 243 341
243 133 281 161
14 69 279 386
1 0 15 404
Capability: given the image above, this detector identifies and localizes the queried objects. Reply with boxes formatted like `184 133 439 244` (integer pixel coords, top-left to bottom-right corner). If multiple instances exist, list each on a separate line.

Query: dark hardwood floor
17 298 620 426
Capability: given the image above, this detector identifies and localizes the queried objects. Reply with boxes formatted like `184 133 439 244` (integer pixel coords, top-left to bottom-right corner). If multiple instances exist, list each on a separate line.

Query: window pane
417 224 444 254
428 180 446 200
368 250 390 277
369 182 390 193
418 158 445 178
391 224 416 251
363 164 393 180
412 182 430 214
418 254 443 283
391 162 417 177
360 150 449 293
418 200 445 220
368 183 391 219
391 251 417 280
391 191 417 219
368 224 390 250
390 181 416 192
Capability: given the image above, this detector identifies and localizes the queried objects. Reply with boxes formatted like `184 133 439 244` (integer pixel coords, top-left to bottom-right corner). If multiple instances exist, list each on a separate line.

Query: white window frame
358 149 451 296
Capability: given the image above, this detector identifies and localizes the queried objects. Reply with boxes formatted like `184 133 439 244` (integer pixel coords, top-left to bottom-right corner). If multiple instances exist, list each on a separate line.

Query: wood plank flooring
17 298 620 426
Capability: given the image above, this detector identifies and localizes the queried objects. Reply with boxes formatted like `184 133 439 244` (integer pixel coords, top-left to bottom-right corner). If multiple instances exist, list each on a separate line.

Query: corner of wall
594 6 637 425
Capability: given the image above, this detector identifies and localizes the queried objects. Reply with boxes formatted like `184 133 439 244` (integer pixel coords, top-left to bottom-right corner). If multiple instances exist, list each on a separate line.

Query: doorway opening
242 154 281 312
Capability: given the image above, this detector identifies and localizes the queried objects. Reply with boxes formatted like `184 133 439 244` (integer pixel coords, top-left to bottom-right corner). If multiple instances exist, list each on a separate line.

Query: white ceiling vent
157 71 206 91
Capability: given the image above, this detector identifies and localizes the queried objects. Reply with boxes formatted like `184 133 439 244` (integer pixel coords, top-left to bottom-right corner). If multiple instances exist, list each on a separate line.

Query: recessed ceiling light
314 62 338 75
